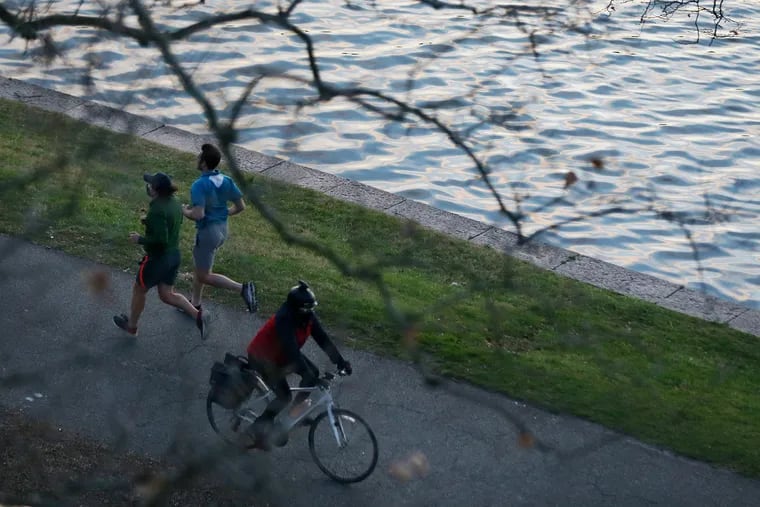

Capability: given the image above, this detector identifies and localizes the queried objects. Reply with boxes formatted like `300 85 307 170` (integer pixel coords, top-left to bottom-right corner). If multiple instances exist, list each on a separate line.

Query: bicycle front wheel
308 408 378 483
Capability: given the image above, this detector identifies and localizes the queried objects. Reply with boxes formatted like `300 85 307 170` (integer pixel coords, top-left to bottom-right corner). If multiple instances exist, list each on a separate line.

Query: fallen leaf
388 450 430 482
403 327 419 350
518 431 535 448
408 451 430 476
388 461 415 482
85 269 111 294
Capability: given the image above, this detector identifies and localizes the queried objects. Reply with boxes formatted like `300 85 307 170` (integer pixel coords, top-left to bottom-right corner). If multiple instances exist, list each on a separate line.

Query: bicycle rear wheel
308 408 378 483
206 388 267 448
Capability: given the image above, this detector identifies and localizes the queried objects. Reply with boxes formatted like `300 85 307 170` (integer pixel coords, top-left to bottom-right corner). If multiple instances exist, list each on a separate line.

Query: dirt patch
0 407 259 506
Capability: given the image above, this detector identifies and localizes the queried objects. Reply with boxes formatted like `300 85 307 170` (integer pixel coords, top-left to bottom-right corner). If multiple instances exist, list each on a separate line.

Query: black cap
143 172 176 194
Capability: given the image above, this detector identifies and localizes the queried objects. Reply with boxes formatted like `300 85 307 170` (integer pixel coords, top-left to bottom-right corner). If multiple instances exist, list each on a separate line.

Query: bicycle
206 356 379 484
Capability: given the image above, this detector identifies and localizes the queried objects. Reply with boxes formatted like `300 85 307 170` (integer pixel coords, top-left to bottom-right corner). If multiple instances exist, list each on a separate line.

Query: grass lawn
1 98 758 477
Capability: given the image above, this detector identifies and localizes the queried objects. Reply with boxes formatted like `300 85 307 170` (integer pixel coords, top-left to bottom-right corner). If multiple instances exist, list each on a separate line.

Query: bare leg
192 270 204 307
129 282 148 329
204 272 242 291
193 267 242 304
158 284 199 319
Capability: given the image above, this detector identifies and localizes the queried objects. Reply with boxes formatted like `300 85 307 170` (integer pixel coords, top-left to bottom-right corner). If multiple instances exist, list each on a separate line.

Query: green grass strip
0 98 758 476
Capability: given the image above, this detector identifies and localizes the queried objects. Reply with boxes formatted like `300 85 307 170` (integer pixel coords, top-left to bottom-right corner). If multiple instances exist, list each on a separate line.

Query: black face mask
295 310 312 326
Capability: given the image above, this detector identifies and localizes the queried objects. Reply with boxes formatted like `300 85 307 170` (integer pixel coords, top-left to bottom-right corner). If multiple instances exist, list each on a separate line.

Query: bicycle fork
327 405 348 448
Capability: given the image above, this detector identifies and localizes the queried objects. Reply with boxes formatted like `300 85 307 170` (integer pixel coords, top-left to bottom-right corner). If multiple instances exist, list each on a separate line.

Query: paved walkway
1 234 759 507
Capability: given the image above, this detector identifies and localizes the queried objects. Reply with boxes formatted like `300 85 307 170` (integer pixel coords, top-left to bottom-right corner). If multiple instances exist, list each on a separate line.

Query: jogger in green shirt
113 172 209 339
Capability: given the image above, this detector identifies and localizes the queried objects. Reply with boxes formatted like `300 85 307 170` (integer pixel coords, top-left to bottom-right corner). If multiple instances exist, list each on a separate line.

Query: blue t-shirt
190 170 243 229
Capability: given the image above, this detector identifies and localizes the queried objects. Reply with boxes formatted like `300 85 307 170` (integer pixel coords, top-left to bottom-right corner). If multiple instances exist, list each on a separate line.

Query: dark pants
247 355 319 420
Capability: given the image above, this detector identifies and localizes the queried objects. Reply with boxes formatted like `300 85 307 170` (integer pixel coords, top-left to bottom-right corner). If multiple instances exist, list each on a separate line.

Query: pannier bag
209 353 257 409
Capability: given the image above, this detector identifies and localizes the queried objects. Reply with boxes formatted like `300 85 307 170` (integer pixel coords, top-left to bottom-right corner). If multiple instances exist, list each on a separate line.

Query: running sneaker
196 308 210 340
112 314 137 336
241 281 258 313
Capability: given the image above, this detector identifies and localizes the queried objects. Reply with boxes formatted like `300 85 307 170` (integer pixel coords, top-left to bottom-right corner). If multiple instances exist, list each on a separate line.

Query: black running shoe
113 314 137 336
241 281 258 313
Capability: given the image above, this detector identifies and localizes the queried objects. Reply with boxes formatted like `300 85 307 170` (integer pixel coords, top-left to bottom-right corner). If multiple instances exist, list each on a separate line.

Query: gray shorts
193 222 228 271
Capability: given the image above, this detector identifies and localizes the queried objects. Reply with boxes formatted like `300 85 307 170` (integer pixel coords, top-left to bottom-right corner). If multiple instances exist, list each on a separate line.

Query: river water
0 0 758 309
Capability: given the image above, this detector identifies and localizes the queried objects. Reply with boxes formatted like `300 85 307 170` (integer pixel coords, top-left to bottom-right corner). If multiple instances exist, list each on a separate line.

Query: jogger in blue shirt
182 143 258 314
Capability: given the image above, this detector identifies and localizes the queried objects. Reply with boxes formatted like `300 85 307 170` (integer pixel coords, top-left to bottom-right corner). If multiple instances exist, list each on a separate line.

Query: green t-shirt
138 196 183 256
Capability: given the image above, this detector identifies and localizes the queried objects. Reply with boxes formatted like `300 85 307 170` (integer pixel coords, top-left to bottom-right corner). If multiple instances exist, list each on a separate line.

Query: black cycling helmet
287 280 318 313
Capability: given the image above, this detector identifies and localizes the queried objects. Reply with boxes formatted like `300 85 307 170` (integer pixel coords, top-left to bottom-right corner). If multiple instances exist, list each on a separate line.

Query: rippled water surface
1 0 758 308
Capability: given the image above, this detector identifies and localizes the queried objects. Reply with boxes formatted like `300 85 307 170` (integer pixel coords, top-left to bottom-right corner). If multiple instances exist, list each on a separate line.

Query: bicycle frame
290 385 348 448
285 385 334 428
240 371 347 445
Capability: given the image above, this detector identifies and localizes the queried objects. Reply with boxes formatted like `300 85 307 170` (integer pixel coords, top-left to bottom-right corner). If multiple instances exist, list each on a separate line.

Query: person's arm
311 315 348 368
227 198 245 216
226 177 245 217
183 181 206 221
183 204 205 221
135 208 169 249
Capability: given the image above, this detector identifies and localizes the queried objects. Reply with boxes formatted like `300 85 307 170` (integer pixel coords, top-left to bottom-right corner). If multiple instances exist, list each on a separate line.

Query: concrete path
2 235 759 507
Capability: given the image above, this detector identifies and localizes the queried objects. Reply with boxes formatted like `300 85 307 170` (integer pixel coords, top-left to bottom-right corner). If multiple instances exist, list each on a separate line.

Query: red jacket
247 304 342 371
247 314 314 366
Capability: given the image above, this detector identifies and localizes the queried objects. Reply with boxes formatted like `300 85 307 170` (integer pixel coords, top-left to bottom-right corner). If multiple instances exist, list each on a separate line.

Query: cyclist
246 280 351 446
